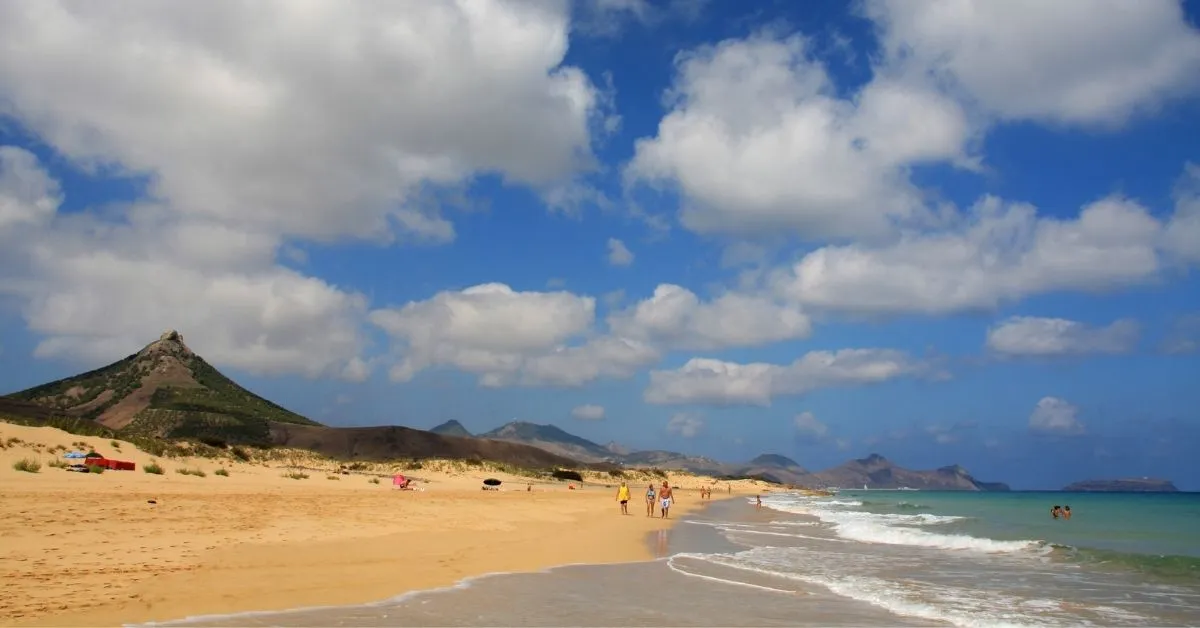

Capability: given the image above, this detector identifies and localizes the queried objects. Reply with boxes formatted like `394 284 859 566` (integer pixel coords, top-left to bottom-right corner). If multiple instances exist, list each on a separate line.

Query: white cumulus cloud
0 0 612 375
0 148 369 379
627 31 973 240
866 0 1200 128
571 404 606 421
644 349 929 406
1029 396 1086 435
986 316 1140 357
772 194 1191 316
609 284 811 351
793 411 829 443
607 238 635 266
369 283 597 385
666 412 704 438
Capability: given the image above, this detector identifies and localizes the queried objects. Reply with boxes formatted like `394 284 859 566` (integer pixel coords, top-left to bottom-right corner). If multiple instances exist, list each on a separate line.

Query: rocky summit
8 330 319 445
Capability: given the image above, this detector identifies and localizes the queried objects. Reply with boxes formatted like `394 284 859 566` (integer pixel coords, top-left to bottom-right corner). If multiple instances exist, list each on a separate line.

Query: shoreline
1 423 760 627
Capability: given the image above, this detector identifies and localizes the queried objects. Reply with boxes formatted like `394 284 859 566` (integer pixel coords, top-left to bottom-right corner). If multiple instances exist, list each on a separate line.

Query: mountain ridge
461 421 1009 490
429 419 472 438
9 330 319 445
3 332 595 470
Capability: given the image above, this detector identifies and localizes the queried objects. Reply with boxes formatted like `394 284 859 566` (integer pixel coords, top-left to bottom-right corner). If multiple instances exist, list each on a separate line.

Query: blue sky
1 0 1198 490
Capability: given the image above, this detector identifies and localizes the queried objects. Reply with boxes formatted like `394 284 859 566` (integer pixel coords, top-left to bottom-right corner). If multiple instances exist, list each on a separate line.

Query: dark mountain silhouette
269 422 579 468
735 453 810 485
806 454 1009 491
479 421 615 462
429 419 472 438
467 421 1010 490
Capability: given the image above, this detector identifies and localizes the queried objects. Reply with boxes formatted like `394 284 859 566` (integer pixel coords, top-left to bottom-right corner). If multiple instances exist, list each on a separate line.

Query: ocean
144 490 1200 627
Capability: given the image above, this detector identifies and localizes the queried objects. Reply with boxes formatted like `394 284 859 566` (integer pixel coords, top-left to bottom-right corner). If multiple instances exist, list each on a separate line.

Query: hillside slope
480 421 615 462
429 420 472 438
270 422 582 468
8 331 318 445
807 455 1009 491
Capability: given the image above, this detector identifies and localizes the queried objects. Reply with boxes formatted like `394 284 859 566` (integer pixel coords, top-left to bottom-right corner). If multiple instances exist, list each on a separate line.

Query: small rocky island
1062 478 1179 492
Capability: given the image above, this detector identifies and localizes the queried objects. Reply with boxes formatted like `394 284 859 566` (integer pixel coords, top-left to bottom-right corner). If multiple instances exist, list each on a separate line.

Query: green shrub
87 465 105 474
283 470 309 480
144 462 165 475
175 467 206 477
47 458 69 469
551 469 583 482
13 458 41 473
369 477 381 484
326 475 340 480
214 468 230 477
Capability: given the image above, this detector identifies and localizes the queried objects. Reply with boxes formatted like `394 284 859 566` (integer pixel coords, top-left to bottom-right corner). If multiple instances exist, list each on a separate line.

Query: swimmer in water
1051 505 1061 519
1063 505 1072 520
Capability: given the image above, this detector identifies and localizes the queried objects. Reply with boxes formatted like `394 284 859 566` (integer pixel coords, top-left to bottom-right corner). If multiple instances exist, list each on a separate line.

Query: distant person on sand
660 481 674 518
616 481 631 515
645 483 657 517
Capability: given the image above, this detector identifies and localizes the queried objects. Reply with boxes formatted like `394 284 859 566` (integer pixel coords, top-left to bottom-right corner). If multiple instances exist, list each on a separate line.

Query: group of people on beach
616 481 675 518
1051 504 1072 520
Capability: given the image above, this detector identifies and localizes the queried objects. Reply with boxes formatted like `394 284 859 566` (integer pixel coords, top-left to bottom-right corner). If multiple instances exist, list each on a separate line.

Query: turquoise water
846 490 1200 579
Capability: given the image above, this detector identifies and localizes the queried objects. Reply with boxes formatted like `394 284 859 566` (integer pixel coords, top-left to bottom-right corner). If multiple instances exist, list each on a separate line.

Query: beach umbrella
483 478 502 486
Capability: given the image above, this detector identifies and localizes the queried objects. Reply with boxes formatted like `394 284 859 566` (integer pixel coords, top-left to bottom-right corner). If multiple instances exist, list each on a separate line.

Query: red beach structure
83 453 136 471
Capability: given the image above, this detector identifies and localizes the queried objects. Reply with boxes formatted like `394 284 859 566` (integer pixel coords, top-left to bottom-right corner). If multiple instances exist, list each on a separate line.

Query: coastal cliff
1062 478 1179 492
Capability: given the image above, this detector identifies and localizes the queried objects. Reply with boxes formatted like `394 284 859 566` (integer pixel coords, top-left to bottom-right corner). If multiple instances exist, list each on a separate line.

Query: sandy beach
0 423 767 626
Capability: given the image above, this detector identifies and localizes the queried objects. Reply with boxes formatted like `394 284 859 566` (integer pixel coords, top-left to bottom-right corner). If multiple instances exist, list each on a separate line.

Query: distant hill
8 330 318 445
806 454 1009 491
734 453 810 486
622 449 732 475
269 422 580 468
4 331 593 470
747 453 802 469
462 421 1008 490
1063 478 1179 492
429 419 472 438
479 421 615 462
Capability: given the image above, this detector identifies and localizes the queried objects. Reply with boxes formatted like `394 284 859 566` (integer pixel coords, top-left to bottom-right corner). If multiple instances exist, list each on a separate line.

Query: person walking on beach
660 481 674 518
756 494 762 510
616 481 631 515
645 483 657 517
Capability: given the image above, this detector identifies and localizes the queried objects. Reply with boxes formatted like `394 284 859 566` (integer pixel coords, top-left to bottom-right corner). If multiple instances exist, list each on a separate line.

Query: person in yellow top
616 481 631 515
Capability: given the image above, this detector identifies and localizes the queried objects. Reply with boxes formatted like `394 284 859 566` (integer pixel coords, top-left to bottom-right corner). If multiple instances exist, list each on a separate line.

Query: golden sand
0 423 768 626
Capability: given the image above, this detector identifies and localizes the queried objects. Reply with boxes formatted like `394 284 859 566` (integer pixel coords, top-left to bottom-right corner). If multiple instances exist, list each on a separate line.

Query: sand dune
0 423 771 626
